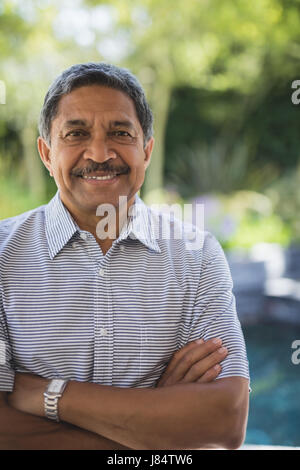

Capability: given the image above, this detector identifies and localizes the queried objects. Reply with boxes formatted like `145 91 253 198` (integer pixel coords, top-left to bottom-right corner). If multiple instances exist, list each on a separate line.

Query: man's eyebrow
63 120 136 130
110 120 135 130
63 119 91 128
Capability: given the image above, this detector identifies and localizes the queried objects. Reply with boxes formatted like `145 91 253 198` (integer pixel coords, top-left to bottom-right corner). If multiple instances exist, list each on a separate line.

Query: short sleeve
0 291 15 392
189 233 250 384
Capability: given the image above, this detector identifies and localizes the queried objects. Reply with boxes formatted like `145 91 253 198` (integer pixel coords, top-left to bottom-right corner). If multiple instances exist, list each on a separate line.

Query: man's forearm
59 377 249 450
5 341 248 450
0 401 131 450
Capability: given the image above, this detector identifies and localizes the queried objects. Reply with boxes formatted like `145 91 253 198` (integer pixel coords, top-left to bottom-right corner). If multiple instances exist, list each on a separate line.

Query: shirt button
80 232 88 240
72 242 78 249
100 328 108 336
120 245 125 252
99 268 105 277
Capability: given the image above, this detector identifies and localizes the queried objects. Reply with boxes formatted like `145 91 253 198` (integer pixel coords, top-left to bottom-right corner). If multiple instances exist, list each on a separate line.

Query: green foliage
165 83 300 198
224 213 291 250
165 138 251 198
222 190 291 249
0 1 30 57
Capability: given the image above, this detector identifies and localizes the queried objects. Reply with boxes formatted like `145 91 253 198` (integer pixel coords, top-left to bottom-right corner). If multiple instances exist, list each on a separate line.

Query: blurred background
1 0 300 448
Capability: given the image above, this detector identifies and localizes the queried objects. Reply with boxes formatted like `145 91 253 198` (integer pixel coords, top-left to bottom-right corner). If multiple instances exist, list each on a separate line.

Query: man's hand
156 338 228 387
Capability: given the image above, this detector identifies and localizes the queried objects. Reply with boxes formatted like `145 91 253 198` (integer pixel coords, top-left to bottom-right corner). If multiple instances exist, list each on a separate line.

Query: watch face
48 379 65 393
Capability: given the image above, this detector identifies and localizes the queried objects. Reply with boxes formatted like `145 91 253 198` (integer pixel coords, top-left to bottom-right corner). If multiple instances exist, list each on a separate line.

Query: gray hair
39 62 154 146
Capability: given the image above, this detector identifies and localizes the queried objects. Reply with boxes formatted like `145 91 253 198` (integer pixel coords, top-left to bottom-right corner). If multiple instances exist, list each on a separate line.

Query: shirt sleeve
0 290 15 392
188 232 250 384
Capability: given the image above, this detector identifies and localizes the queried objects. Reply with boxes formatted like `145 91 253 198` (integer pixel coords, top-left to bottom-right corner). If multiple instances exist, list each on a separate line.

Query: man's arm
0 392 130 450
8 339 249 450
1 337 224 450
58 376 248 450
57 339 249 450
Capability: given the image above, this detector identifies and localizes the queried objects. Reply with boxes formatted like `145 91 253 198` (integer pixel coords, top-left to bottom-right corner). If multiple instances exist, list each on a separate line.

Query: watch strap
44 379 68 422
44 394 60 422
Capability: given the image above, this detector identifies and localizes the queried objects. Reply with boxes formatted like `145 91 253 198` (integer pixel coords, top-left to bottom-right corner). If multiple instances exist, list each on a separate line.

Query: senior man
0 63 249 450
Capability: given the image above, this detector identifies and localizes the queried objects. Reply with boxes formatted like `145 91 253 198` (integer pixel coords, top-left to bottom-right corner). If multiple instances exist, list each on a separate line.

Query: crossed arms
0 338 249 450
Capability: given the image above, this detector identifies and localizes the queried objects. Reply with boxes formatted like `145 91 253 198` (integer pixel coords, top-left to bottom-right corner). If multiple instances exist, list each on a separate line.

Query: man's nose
83 136 117 163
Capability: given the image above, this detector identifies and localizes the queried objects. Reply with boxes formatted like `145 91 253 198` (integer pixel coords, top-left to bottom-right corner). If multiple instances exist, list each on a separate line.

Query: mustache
71 161 129 177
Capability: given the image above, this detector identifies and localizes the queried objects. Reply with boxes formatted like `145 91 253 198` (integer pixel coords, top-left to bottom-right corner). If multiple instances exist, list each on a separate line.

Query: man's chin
75 194 127 214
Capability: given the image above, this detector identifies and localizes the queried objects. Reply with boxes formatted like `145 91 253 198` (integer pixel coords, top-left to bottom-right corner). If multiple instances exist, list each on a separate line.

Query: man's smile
72 166 130 186
71 160 130 179
78 173 123 185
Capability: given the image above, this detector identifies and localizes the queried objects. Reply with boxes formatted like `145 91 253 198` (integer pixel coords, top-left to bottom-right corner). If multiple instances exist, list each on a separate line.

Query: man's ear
37 137 53 176
144 137 154 170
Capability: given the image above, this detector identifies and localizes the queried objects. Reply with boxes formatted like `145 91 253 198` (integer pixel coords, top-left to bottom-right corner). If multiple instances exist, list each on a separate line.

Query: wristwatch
44 378 68 422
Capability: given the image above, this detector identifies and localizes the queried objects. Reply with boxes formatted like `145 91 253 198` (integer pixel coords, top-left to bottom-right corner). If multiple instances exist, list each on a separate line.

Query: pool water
243 322 300 447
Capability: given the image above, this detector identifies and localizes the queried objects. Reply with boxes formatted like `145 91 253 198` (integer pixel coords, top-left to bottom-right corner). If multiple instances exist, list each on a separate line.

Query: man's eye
113 131 131 137
109 130 135 143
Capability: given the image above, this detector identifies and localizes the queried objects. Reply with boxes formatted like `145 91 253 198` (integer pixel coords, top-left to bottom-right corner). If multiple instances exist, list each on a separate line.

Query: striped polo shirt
0 191 249 392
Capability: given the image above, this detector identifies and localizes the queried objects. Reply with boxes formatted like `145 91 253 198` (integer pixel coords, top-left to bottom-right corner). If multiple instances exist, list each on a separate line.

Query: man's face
38 85 154 217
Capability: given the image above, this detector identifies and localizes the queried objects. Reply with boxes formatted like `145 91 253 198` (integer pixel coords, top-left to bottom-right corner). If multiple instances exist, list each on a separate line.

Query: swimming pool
243 322 300 446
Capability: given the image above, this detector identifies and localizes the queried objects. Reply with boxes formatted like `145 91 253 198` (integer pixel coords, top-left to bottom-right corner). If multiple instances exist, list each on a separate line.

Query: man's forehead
54 85 140 127
57 85 135 111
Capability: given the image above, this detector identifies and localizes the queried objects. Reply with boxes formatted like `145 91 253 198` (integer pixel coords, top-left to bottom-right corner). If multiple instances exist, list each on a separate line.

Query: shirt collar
118 195 161 253
45 191 78 259
45 191 161 259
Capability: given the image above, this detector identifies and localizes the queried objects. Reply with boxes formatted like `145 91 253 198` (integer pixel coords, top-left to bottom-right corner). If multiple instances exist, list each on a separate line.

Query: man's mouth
81 173 120 181
71 161 130 181
75 168 129 181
